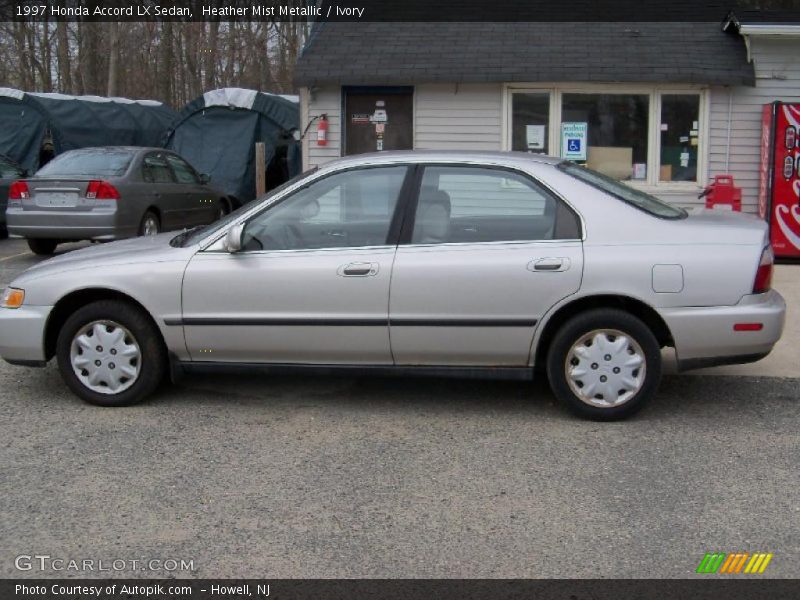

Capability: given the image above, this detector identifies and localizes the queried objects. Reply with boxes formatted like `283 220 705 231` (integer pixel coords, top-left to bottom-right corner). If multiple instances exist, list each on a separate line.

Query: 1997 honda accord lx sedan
0 152 786 419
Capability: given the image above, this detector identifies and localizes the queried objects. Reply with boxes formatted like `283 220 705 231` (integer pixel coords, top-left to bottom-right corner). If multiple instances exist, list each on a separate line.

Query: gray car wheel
546 308 662 420
56 300 166 406
27 238 58 255
139 211 160 236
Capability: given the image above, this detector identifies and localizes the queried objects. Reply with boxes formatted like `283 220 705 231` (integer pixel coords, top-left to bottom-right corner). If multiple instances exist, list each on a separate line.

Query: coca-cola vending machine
759 101 800 259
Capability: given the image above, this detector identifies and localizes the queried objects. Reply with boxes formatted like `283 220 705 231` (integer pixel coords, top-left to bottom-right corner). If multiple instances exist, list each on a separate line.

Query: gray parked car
5 146 230 255
0 154 27 239
0 151 786 419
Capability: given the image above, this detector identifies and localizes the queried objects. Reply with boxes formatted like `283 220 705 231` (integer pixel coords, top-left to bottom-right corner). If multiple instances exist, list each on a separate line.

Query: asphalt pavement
0 237 798 579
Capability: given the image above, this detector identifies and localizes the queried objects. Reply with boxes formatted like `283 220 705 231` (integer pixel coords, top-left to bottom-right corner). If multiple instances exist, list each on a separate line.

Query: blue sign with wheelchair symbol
561 122 588 161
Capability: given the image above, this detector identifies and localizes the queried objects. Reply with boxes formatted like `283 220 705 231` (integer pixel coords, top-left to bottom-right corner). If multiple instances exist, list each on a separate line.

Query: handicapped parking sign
561 122 588 161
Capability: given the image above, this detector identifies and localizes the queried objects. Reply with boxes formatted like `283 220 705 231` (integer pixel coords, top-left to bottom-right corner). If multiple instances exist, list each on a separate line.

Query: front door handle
338 262 379 277
529 257 570 272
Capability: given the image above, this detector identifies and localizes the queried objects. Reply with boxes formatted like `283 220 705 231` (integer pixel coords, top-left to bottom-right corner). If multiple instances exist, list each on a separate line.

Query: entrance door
181 165 411 364
344 87 413 156
389 165 584 366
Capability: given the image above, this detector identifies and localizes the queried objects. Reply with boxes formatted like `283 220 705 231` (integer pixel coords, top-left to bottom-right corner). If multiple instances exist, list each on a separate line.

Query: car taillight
86 180 120 200
8 180 30 200
753 246 774 294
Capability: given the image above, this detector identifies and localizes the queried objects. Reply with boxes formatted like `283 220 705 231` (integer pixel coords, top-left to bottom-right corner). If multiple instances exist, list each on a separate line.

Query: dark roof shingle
294 22 754 87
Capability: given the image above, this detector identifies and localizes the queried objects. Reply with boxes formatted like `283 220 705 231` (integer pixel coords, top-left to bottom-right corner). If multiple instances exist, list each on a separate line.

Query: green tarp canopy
164 88 301 203
0 88 177 174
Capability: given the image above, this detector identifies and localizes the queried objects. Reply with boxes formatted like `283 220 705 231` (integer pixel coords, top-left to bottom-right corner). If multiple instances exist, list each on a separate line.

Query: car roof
317 150 563 171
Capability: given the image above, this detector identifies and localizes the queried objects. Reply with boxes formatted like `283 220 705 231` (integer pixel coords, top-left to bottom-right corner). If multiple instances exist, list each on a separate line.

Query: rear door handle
338 262 379 277
529 257 570 272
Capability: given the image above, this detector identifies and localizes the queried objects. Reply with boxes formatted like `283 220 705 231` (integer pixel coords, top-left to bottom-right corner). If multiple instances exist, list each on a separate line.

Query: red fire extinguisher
316 114 328 146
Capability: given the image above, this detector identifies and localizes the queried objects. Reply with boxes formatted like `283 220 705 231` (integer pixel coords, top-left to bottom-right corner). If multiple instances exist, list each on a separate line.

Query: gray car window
241 166 408 252
143 154 175 184
411 166 574 244
166 154 199 184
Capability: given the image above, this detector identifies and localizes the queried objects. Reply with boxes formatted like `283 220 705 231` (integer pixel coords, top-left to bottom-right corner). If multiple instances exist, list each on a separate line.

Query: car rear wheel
216 201 228 220
546 308 661 420
56 300 166 407
138 211 160 236
27 238 58 255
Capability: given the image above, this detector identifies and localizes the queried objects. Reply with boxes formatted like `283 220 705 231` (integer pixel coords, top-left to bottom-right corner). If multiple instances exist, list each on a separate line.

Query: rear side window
142 154 175 184
410 166 581 244
558 161 687 219
36 149 133 178
166 154 199 184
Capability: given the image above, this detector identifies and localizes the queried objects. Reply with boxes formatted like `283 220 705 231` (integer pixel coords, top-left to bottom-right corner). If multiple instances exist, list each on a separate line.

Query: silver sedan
0 152 786 419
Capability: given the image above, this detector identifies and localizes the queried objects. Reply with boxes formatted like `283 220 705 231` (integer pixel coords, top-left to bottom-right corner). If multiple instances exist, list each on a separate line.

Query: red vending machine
759 101 800 259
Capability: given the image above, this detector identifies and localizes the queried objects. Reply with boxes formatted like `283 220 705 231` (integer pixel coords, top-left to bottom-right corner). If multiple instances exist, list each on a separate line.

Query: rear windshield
36 149 134 178
558 162 687 219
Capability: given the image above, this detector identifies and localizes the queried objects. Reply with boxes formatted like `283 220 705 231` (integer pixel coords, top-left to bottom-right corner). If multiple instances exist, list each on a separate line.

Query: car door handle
529 257 570 272
338 262 378 277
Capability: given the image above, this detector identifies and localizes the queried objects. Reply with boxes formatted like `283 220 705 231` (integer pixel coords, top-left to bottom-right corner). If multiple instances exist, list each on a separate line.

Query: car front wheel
56 300 166 407
546 308 661 420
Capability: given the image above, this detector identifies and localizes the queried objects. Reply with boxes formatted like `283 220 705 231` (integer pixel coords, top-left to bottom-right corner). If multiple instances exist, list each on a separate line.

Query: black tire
138 211 160 236
27 238 58 255
546 308 661 421
216 200 228 220
56 300 166 407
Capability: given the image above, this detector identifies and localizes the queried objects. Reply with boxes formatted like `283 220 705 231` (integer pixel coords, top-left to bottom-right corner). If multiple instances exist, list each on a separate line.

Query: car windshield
558 161 687 219
35 149 134 178
173 167 319 248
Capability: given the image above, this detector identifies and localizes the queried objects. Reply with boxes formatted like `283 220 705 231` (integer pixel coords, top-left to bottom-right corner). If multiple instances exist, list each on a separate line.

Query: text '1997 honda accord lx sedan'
0 152 786 419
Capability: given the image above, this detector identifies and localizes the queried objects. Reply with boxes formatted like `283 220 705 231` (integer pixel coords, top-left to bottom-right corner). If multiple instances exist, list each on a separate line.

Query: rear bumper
0 305 51 364
661 290 786 372
5 207 135 240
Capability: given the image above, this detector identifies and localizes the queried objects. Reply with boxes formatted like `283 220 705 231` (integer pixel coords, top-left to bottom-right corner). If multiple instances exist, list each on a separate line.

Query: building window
562 93 650 181
511 93 550 154
659 94 700 183
507 86 706 188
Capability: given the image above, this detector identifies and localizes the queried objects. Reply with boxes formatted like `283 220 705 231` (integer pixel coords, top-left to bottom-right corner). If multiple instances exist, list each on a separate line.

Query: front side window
166 154 199 184
559 161 686 219
411 166 580 244
241 166 408 251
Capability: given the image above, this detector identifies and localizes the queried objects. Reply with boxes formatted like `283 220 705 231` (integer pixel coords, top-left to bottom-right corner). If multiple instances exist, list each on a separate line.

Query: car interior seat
414 188 451 244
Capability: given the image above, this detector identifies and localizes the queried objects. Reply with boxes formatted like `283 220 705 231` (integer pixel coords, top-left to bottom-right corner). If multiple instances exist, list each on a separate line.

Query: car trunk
23 179 98 212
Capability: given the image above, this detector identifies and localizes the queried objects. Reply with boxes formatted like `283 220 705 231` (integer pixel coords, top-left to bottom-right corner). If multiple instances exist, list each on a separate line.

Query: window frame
503 84 709 191
399 163 583 246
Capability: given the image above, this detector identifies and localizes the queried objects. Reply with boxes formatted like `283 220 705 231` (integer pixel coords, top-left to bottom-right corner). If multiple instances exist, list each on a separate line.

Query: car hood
14 233 196 284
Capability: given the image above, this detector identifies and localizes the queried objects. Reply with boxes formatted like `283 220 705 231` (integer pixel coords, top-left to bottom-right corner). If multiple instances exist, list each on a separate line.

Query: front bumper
5 207 135 240
660 290 786 372
0 305 52 365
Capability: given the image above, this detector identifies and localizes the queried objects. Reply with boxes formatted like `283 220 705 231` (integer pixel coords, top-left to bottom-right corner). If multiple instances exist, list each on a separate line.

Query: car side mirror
199 173 211 185
224 223 245 253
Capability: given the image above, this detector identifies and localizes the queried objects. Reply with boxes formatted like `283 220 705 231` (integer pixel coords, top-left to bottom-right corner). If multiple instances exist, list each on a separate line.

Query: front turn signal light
0 288 25 309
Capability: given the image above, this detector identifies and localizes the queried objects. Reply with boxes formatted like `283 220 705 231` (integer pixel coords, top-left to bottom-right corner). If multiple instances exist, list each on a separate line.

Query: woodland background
0 19 308 107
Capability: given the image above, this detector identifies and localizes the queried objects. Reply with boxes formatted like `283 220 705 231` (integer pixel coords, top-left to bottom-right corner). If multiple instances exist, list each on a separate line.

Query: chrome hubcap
143 217 158 236
70 321 141 394
565 329 645 407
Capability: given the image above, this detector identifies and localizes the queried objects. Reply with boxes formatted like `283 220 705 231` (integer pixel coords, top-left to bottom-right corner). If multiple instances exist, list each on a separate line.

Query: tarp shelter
164 88 301 203
0 88 177 174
